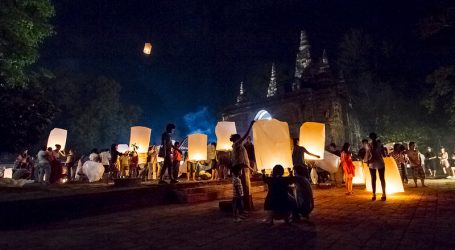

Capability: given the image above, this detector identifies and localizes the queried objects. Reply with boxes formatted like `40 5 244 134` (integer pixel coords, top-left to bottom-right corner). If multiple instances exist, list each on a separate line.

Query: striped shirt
232 176 244 198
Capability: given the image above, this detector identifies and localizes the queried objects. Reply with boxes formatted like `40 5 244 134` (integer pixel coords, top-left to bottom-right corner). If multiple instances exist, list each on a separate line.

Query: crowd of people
6 123 455 224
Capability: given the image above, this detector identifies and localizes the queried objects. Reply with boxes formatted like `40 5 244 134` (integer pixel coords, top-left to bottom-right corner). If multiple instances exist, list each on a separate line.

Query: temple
221 30 362 147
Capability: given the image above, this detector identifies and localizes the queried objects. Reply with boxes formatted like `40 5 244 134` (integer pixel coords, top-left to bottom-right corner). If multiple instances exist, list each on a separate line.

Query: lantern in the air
364 157 404 194
253 119 293 171
129 126 152 164
47 128 67 150
129 126 151 153
117 144 129 154
188 134 208 161
143 42 152 55
215 121 237 151
299 122 325 160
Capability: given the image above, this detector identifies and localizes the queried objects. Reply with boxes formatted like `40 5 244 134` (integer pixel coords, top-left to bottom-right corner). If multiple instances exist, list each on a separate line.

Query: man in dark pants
159 123 177 184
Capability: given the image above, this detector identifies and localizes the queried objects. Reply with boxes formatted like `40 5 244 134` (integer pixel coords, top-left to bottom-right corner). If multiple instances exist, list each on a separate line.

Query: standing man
424 147 437 177
230 121 255 210
244 136 257 173
159 123 177 184
37 146 51 184
407 142 426 188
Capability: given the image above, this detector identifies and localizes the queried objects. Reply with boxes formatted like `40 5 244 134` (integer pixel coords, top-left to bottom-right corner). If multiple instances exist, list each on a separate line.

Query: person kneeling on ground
262 165 293 224
289 165 314 220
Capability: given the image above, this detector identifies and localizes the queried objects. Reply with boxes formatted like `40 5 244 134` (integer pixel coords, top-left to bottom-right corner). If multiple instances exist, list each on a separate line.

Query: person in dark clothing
290 165 314 220
244 136 256 173
159 123 178 184
424 147 438 177
262 165 293 224
367 133 387 201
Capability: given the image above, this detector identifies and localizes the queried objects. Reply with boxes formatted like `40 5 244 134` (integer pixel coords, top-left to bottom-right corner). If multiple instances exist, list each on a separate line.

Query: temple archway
254 110 272 120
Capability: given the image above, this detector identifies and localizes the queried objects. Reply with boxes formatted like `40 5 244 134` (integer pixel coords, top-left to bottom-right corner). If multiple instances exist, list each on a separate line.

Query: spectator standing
340 143 355 195
407 142 426 187
244 137 257 173
37 146 51 184
232 165 244 223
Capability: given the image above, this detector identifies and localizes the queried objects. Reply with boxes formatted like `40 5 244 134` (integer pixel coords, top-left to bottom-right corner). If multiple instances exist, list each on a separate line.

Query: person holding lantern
230 120 255 209
340 143 355 195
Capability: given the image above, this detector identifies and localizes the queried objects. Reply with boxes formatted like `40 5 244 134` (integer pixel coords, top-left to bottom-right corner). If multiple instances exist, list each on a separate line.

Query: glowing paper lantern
129 126 151 153
364 157 404 194
313 151 340 173
143 42 152 55
253 119 293 171
188 134 208 161
215 121 237 151
299 122 325 160
117 144 129 154
352 161 366 184
3 168 13 179
47 128 67 150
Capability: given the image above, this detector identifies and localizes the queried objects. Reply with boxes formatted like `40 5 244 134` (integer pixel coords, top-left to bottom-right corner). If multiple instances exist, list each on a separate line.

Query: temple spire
267 63 277 97
236 81 246 103
318 49 330 73
292 30 312 91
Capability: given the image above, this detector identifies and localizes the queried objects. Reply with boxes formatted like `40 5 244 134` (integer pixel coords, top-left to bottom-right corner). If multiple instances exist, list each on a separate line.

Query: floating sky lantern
117 144 129 154
143 42 152 55
299 122 325 160
129 126 151 153
253 119 293 171
47 128 67 150
129 126 151 165
215 121 237 151
188 134 208 161
364 157 405 194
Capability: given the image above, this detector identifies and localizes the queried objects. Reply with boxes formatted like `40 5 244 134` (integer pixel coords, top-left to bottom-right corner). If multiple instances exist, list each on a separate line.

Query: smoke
183 106 216 141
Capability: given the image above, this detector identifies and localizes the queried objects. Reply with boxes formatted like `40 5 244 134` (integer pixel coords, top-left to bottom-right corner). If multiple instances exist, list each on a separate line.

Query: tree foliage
43 73 141 153
337 30 434 144
423 66 455 125
0 0 55 87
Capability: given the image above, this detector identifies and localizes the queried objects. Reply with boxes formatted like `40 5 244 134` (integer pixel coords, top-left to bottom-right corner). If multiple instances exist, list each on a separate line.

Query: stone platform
0 179 266 229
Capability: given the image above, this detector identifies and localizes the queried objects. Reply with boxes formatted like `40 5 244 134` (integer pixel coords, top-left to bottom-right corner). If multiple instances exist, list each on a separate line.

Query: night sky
38 0 450 142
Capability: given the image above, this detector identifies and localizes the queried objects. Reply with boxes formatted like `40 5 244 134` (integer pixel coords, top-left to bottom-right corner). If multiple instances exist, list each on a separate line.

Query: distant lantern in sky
143 42 152 55
215 121 237 151
252 119 293 171
188 134 208 161
47 128 67 150
299 122 325 160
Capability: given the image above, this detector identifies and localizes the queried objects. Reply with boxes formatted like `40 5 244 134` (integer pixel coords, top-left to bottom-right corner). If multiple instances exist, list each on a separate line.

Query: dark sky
38 0 450 142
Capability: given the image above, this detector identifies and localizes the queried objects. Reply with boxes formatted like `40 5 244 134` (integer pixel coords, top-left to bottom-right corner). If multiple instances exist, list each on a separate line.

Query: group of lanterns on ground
46 118 405 194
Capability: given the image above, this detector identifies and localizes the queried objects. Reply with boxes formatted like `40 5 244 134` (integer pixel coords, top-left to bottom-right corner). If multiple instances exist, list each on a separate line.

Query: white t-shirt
99 151 111 165
89 153 100 162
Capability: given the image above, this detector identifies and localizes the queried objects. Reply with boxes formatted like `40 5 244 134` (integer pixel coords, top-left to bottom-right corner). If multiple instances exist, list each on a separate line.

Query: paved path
0 179 454 250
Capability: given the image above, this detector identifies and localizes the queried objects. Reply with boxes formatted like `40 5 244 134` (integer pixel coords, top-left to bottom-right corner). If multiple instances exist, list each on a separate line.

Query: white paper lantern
352 161 366 184
117 144 129 154
3 168 13 179
215 121 237 151
364 157 405 194
252 119 293 171
47 128 67 150
188 134 208 161
313 151 340 173
299 122 325 160
129 126 151 153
